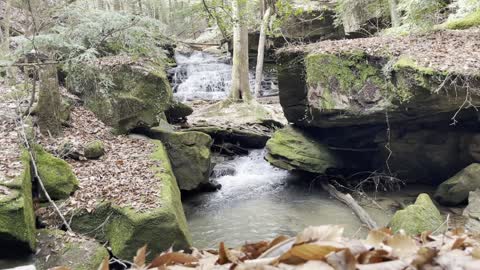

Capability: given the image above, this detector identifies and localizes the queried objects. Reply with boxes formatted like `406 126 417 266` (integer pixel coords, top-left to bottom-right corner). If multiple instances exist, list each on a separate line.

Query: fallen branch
320 182 378 230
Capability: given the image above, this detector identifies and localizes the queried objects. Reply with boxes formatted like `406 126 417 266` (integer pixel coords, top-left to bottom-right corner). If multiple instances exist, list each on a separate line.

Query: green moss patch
266 126 341 173
84 140 105 159
34 144 79 200
0 152 36 254
446 9 480 30
305 52 399 110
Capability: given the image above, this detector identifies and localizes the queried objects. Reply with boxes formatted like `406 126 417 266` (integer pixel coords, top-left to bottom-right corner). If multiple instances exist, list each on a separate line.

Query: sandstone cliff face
268 30 480 184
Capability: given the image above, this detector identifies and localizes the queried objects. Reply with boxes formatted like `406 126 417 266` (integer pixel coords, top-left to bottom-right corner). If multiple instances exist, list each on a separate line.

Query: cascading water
170 51 278 102
183 150 396 248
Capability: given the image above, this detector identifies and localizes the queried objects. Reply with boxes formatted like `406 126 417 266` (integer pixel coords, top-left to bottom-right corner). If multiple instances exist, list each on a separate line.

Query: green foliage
398 0 446 30
269 0 308 37
13 4 171 95
334 0 390 31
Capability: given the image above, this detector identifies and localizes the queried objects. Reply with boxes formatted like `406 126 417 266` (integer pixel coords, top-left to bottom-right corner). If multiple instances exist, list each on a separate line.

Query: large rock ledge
277 30 480 128
69 141 191 260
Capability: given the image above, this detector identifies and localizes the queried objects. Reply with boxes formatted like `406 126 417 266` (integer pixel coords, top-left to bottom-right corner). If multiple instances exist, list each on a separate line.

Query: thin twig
16 116 73 232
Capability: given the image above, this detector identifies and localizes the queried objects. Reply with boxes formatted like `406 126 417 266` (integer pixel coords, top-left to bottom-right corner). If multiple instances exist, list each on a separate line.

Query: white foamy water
171 52 278 102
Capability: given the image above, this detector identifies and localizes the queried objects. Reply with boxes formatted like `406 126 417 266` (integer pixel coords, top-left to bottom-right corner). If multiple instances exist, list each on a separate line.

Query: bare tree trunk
254 7 271 98
37 65 62 136
389 0 400 27
2 0 11 52
230 0 252 102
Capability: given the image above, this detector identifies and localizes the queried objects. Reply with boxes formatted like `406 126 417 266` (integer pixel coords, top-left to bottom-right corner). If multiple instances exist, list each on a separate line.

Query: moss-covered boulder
265 126 341 173
0 153 36 255
434 164 480 206
35 229 108 270
83 140 105 160
34 145 79 200
147 128 213 191
70 141 191 260
389 194 443 235
71 56 174 133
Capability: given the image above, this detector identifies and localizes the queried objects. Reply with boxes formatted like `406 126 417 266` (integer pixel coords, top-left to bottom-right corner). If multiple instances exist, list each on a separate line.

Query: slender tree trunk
389 0 400 27
113 0 121 11
230 0 252 102
37 65 62 136
254 7 271 98
2 0 11 52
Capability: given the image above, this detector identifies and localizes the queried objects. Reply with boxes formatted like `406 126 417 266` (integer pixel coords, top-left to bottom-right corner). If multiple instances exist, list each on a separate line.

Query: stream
173 52 403 248
183 150 367 248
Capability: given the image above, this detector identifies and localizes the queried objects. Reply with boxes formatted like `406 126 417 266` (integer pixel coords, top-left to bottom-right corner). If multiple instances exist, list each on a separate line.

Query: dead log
321 182 378 230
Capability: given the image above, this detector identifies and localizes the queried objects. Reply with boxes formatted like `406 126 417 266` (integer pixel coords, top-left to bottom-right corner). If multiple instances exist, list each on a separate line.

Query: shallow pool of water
183 150 413 249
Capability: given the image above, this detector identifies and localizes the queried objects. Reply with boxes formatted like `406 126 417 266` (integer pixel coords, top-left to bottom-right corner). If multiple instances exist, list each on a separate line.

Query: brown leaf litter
280 29 480 76
87 225 480 270
0 79 25 186
38 106 163 221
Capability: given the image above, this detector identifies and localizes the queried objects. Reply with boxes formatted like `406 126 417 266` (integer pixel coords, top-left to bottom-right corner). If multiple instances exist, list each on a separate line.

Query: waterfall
170 51 278 102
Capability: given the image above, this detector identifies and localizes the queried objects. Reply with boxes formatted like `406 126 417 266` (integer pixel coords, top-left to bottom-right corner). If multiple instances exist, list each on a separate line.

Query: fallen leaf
411 247 438 268
149 252 198 268
242 241 270 260
358 249 391 264
97 257 109 270
365 229 390 247
356 260 409 270
296 226 344 244
326 249 356 270
275 244 341 265
386 234 418 258
217 242 241 265
134 245 147 267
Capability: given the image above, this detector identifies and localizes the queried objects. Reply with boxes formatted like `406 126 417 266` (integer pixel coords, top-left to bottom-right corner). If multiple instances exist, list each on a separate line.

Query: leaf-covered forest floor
0 79 23 186
0 79 166 228
38 105 163 216
282 29 480 76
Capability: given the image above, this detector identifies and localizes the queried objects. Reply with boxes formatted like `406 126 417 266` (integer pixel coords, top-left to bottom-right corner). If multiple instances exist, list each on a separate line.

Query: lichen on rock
389 193 443 235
